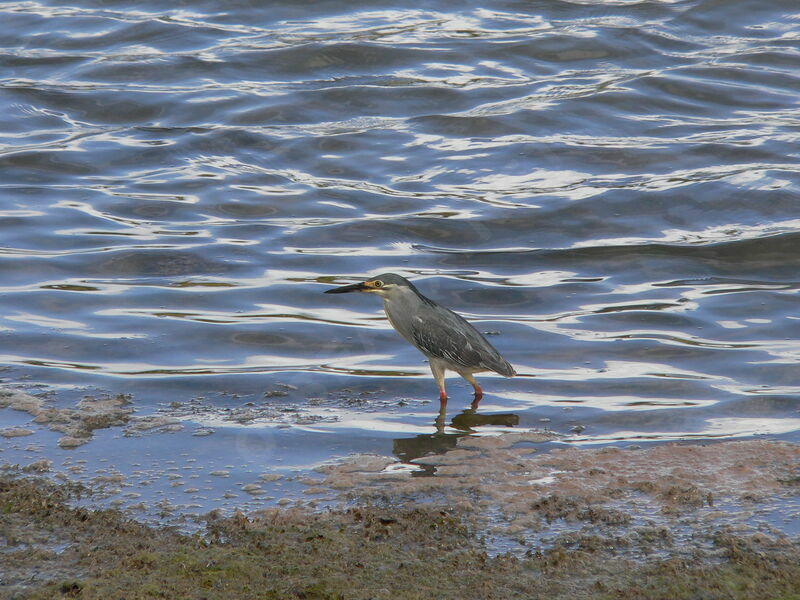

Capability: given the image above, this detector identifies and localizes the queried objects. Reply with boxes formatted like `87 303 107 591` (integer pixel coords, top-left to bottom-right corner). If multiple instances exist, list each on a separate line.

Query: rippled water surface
1 0 800 512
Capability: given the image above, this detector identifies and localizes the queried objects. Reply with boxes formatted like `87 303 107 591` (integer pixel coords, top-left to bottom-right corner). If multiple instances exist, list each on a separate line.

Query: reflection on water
393 431 463 470
450 408 520 431
393 406 520 472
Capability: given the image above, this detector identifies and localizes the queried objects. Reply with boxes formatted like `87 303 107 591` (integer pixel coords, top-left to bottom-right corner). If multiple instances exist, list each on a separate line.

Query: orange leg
463 372 483 408
430 359 448 405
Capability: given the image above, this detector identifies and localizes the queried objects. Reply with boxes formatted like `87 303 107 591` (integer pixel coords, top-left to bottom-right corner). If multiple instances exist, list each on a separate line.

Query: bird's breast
383 303 416 343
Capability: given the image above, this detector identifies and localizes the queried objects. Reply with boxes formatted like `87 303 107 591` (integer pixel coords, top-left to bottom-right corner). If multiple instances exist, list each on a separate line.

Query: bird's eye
373 280 383 288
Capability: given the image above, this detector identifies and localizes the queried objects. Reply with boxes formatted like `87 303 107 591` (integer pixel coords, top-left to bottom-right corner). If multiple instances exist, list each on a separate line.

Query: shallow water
1 0 800 514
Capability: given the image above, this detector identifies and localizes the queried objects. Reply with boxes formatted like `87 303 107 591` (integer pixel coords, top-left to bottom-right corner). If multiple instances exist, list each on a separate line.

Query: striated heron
325 273 515 405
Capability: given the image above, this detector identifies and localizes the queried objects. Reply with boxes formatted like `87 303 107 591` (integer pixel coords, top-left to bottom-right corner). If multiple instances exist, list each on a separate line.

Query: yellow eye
373 280 384 288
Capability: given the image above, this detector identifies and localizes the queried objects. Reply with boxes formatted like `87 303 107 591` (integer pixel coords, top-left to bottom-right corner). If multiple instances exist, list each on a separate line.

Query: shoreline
2 434 798 599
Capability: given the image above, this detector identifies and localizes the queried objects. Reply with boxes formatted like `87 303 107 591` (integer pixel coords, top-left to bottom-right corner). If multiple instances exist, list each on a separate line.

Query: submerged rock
0 427 34 438
0 390 135 449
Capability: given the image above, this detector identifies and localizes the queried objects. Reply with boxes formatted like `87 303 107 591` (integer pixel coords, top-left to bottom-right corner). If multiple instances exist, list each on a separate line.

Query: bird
325 273 515 405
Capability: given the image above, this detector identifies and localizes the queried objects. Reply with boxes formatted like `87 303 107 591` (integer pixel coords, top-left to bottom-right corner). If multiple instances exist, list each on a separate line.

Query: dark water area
1 0 799 514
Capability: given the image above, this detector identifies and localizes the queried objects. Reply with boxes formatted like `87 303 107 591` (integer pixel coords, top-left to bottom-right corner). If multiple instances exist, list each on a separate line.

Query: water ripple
1 0 799 451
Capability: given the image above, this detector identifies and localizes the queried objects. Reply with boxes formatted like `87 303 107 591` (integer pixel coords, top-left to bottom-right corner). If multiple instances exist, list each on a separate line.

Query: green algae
1 475 798 600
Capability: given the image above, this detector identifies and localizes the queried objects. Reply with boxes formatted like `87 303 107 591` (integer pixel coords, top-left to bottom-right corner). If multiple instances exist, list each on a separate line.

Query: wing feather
408 304 515 376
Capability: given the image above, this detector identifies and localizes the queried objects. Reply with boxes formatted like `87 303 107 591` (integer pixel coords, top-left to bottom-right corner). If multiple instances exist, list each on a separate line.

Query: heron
325 273 515 405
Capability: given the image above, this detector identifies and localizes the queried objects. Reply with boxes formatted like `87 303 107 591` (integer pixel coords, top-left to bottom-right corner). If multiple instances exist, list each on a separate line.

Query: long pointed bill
324 281 368 294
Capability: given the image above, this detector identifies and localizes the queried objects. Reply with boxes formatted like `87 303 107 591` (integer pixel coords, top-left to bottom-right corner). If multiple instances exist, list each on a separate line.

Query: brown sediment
0 390 44 414
0 389 210 447
123 414 183 434
0 428 34 438
1 471 798 600
317 436 800 504
145 394 341 428
0 390 135 448
2 388 798 597
313 436 800 545
0 385 388 449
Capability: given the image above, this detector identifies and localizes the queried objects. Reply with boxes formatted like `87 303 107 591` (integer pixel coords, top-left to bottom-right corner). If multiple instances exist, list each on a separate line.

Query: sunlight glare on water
0 0 799 514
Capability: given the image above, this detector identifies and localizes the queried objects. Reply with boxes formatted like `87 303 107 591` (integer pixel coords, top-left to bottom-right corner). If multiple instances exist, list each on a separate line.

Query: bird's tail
491 358 516 378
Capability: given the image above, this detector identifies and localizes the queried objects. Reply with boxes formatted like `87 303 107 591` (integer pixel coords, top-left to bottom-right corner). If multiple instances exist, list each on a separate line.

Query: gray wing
409 304 515 376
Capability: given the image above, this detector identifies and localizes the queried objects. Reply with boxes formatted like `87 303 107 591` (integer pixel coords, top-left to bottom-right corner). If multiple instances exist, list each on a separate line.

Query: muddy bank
311 436 800 552
2 387 799 598
2 443 799 599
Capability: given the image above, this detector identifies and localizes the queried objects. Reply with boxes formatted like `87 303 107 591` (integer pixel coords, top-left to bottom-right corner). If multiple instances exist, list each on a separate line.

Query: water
1 0 799 514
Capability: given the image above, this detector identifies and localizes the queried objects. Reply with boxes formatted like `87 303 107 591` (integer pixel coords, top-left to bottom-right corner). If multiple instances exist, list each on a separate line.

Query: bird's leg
462 372 483 408
429 360 448 405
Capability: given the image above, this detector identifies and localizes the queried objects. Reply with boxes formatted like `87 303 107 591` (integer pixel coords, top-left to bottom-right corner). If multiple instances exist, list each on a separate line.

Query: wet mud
1 390 136 449
2 433 799 599
315 436 800 553
0 472 798 600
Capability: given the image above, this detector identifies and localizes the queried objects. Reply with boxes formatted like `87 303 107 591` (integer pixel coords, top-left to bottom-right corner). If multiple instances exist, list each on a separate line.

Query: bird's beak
324 281 368 294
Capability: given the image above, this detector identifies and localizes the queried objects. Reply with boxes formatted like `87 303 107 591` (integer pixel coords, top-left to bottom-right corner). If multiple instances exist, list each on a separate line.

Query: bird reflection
393 429 462 474
392 406 519 473
449 406 519 431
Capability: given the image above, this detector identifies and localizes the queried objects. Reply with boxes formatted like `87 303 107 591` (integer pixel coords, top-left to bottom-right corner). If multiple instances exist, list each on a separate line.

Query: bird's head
324 272 412 299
